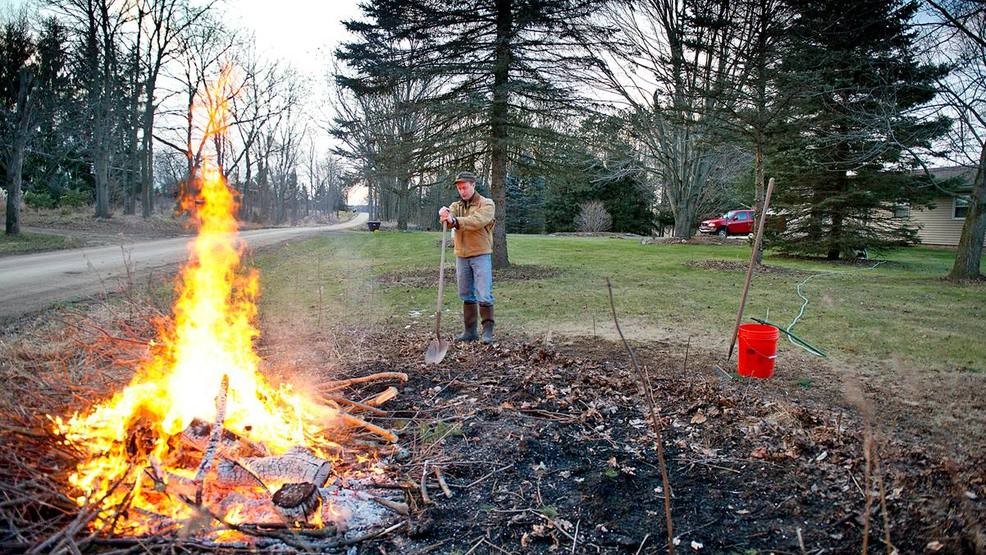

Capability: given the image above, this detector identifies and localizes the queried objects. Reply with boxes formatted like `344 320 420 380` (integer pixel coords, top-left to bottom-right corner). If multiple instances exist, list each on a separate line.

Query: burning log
216 446 332 489
272 482 321 524
179 419 269 459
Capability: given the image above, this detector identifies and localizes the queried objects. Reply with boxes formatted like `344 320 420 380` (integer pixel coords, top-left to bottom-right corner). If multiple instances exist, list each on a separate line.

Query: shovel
425 222 450 364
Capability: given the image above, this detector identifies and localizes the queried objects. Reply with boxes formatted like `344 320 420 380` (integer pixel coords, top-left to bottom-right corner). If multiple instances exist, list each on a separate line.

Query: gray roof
924 166 977 191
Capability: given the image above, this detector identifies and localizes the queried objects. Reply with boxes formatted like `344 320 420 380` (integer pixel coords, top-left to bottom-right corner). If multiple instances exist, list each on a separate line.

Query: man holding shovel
438 171 497 344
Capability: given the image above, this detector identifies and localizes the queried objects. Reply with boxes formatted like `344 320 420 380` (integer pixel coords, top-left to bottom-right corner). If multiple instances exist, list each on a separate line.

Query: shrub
23 190 56 209
59 188 89 208
575 201 612 233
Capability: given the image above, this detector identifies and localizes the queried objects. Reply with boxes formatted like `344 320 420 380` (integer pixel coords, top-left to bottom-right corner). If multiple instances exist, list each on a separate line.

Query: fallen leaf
690 412 708 425
926 540 944 551
690 540 704 550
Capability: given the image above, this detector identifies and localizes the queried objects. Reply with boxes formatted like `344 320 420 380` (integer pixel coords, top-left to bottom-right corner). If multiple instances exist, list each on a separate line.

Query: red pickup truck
699 209 755 237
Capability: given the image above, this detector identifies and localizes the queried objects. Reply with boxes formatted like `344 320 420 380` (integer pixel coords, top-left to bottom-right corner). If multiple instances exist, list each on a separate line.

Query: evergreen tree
337 0 613 268
771 0 950 259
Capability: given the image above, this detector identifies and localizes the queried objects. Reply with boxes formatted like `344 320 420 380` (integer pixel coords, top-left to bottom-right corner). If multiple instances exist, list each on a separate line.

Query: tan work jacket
448 193 496 258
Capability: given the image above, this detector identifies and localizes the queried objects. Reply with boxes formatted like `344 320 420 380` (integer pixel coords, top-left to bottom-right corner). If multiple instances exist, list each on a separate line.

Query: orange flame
51 67 339 535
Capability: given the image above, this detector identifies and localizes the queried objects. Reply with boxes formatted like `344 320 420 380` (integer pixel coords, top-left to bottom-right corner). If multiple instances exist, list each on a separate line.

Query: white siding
908 196 985 246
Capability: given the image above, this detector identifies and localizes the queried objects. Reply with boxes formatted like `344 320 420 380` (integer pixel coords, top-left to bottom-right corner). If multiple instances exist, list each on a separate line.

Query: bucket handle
745 345 777 360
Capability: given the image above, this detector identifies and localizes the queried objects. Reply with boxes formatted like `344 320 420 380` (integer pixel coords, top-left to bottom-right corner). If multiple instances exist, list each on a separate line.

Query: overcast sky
220 0 362 78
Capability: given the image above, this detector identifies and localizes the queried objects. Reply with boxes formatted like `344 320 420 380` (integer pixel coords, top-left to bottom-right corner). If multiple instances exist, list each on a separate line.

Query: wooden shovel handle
435 221 448 338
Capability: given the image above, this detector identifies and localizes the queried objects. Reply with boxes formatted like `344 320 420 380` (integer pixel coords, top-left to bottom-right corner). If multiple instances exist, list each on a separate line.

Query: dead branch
320 372 408 393
433 465 452 498
420 460 432 505
606 278 675 555
338 412 398 443
326 395 388 416
363 386 399 407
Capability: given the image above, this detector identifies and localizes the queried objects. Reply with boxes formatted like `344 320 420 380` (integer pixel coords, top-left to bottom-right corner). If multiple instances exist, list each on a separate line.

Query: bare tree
155 12 234 206
1 13 35 235
55 0 131 218
133 0 215 217
925 0 986 279
228 45 295 221
596 0 757 238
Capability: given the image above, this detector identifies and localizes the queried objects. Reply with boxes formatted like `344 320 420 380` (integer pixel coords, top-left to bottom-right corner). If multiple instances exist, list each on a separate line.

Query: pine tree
772 0 950 259
337 0 613 268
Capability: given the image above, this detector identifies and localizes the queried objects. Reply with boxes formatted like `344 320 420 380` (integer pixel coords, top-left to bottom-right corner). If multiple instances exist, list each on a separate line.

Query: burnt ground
0 299 983 553
332 332 985 555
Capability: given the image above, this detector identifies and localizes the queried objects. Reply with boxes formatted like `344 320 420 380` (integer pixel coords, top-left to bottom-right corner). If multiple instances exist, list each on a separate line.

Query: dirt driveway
0 213 368 322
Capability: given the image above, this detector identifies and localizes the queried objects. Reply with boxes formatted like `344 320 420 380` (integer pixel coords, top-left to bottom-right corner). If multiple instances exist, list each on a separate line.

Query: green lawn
250 231 986 373
0 231 81 256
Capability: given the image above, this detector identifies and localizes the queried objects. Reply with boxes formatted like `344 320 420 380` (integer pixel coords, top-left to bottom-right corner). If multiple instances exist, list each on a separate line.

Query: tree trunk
948 145 986 280
490 0 512 269
671 194 696 239
827 211 843 260
124 118 138 216
753 139 766 264
396 183 409 230
141 100 155 217
5 70 34 236
240 151 252 220
5 136 26 236
94 145 111 218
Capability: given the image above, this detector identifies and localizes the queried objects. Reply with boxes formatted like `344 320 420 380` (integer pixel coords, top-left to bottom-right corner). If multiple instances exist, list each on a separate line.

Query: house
902 166 983 247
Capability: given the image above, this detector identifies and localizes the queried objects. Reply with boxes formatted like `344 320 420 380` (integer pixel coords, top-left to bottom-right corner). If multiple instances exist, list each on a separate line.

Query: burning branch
195 374 229 505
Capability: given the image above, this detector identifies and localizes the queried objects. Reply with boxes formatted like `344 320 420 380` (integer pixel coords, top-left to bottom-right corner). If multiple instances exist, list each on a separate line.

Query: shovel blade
425 337 449 365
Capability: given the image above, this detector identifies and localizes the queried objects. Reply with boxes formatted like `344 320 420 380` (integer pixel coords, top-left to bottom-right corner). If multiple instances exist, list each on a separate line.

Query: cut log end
272 482 321 523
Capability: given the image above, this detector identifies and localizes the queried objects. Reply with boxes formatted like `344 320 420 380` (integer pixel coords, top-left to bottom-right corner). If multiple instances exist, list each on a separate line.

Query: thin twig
420 460 432 505
433 465 453 498
873 440 895 554
606 278 675 555
862 432 874 555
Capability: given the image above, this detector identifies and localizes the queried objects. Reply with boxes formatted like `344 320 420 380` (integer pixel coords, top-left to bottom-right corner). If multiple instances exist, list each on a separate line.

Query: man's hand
438 206 453 224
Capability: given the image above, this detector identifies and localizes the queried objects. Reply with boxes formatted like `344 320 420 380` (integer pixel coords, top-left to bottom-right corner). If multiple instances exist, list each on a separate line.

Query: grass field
249 231 986 373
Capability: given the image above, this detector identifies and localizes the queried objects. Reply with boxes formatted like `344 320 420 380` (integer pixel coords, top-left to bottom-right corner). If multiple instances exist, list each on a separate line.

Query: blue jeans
456 254 494 305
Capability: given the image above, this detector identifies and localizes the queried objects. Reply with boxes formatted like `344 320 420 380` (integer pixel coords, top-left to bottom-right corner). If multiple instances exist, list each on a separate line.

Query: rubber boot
458 302 478 342
479 304 494 344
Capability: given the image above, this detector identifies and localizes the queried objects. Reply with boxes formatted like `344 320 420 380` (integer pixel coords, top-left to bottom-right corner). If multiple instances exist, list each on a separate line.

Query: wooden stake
727 177 776 361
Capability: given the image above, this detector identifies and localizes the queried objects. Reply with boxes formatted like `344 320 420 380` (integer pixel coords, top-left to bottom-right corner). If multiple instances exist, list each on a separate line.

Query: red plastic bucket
737 323 779 379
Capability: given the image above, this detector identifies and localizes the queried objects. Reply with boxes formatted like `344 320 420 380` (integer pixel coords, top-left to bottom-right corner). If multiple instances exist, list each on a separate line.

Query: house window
954 196 970 219
893 203 910 218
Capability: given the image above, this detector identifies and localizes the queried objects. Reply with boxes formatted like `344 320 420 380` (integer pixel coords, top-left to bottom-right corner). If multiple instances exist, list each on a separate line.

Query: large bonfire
49 69 386 538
